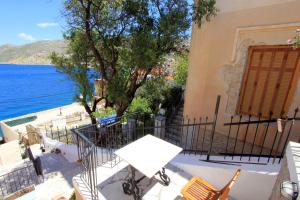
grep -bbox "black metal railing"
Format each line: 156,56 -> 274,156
44,126 -> 74,144
72,127 -> 99,200
71,95 -> 300,198
220,108 -> 300,164
0,162 -> 40,198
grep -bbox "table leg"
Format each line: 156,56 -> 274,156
122,166 -> 145,200
156,168 -> 170,186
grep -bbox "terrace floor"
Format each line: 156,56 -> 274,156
73,160 -> 191,200
73,152 -> 282,200
17,144 -> 81,200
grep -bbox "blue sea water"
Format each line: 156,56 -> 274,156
0,64 -> 77,121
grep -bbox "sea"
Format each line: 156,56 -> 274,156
0,64 -> 77,121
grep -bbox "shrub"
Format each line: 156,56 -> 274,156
92,107 -> 116,118
69,191 -> 76,200
173,52 -> 189,86
161,86 -> 184,118
128,97 -> 152,114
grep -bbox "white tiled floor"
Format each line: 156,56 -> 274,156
18,146 -> 82,200
73,160 -> 191,200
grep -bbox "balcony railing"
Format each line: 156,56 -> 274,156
0,162 -> 41,198
71,96 -> 300,199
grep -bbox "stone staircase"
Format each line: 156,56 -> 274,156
165,105 -> 184,144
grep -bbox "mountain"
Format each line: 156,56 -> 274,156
0,40 -> 68,65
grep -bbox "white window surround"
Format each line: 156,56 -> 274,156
286,141 -> 300,200
216,0 -> 296,14
231,22 -> 300,62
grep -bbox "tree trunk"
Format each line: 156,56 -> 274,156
90,117 -> 97,125
116,104 -> 128,117
81,101 -> 97,125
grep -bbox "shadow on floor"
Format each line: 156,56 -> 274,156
98,163 -> 192,200
39,152 -> 81,187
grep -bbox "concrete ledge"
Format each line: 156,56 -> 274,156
286,142 -> 300,200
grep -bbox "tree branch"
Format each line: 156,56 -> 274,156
80,0 -> 107,79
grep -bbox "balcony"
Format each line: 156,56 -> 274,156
70,107 -> 299,200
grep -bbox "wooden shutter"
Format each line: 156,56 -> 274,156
237,45 -> 300,118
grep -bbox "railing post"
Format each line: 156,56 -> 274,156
65,126 -> 69,144
207,95 -> 221,161
154,115 -> 166,139
127,118 -> 136,142
279,108 -> 299,163
57,126 -> 60,141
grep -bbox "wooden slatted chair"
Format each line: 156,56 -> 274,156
181,169 -> 241,200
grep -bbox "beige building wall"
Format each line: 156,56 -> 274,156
0,122 -> 19,142
0,140 -> 22,166
184,0 -> 300,144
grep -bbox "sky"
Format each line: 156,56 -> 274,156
0,0 -> 194,46
0,0 -> 66,46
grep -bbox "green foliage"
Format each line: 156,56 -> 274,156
54,0 -> 217,117
69,192 -> 76,200
92,107 -> 116,118
128,97 -> 152,114
50,31 -> 95,104
295,35 -> 300,48
193,0 -> 218,27
294,31 -> 300,49
136,77 -> 168,113
161,86 -> 184,117
173,53 -> 189,86
135,51 -> 188,114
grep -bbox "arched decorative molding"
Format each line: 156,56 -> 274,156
231,22 -> 300,62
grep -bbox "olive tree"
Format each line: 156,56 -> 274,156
51,0 -> 217,123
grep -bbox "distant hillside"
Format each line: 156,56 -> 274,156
0,40 -> 68,65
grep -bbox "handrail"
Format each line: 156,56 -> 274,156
224,117 -> 300,126
71,128 -> 98,200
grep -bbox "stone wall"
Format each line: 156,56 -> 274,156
0,122 -> 19,142
25,125 -> 41,145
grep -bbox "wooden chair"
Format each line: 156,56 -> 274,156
181,169 -> 241,200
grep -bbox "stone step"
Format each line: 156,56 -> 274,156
167,125 -> 182,131
171,118 -> 183,125
166,128 -> 181,136
173,115 -> 183,120
166,130 -> 181,136
165,132 -> 181,143
174,116 -> 183,121
177,111 -> 183,116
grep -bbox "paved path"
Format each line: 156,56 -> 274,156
18,146 -> 81,200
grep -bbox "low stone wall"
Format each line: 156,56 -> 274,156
0,122 -> 19,142
24,125 -> 42,145
0,140 -> 22,166
4,185 -> 35,200
172,154 -> 279,200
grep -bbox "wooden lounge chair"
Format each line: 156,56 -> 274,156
181,169 -> 241,200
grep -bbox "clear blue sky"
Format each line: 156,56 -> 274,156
0,0 -> 66,45
0,0 -> 194,46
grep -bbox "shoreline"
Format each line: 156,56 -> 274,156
2,102 -> 87,133
2,102 -> 82,123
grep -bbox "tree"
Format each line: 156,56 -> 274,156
51,31 -> 102,124
288,29 -> 300,49
51,0 -> 217,123
173,52 -> 189,86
